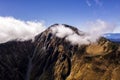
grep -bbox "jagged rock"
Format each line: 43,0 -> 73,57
0,24 -> 120,80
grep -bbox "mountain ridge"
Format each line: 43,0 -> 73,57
103,33 -> 120,43
0,24 -> 120,80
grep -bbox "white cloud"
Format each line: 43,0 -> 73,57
50,20 -> 116,46
0,16 -> 46,43
50,24 -> 74,38
113,26 -> 120,33
94,0 -> 102,6
86,19 -> 115,33
0,16 -> 117,46
86,0 -> 92,7
86,0 -> 103,7
50,24 -> 90,46
85,19 -> 116,42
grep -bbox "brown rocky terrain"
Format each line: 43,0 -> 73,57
0,24 -> 120,80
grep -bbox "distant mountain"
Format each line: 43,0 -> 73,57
0,24 -> 120,80
103,33 -> 120,42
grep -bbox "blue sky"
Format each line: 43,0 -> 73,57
0,0 -> 120,29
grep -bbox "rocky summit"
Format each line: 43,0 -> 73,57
0,24 -> 120,80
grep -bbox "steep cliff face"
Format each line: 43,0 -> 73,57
0,24 -> 120,80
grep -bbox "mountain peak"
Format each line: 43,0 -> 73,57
48,24 -> 84,35
0,24 -> 120,80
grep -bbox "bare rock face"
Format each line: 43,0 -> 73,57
0,24 -> 120,80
